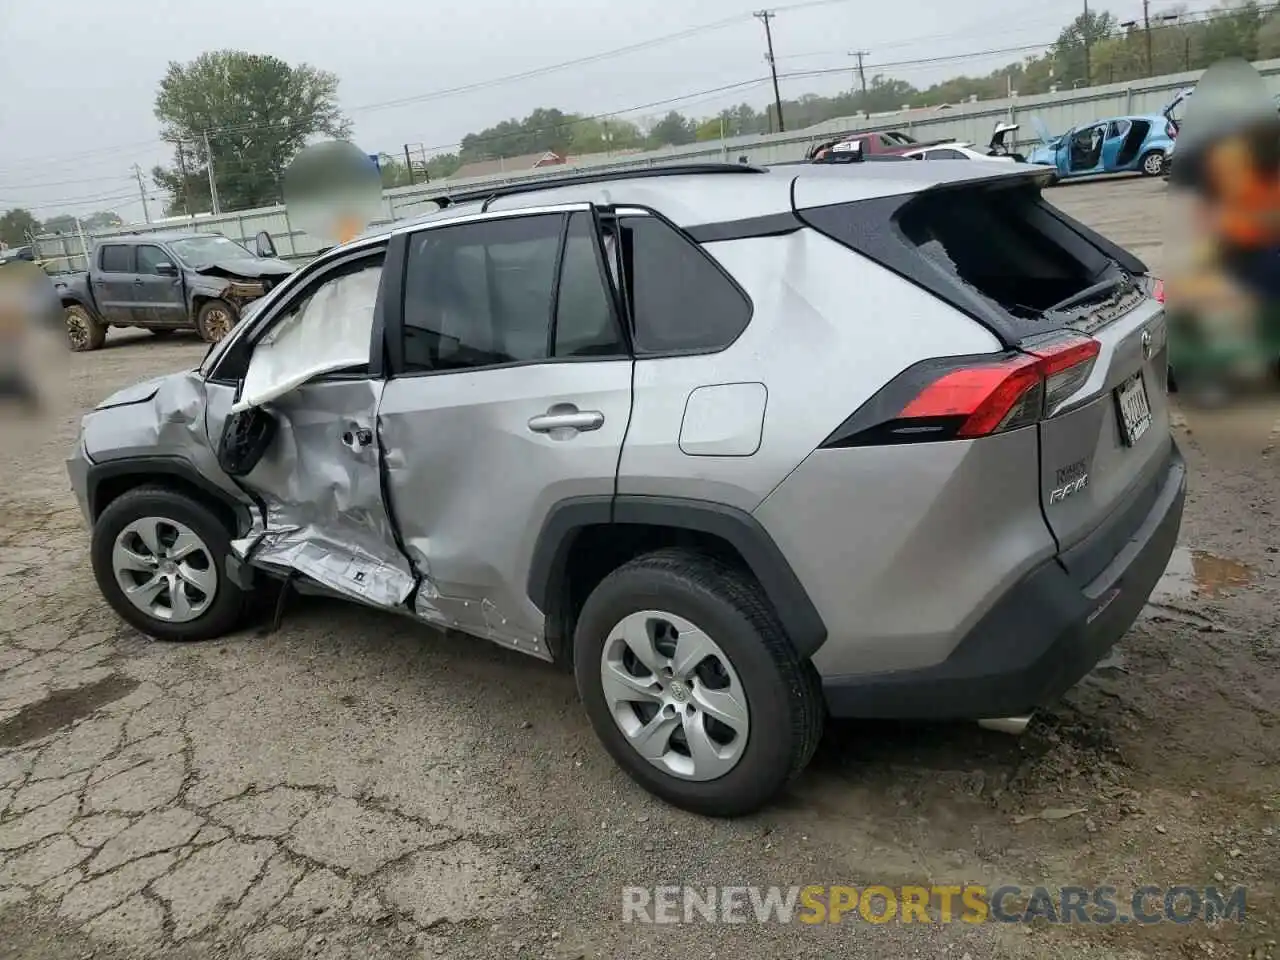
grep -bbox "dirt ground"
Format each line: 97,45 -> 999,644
0,176 -> 1277,960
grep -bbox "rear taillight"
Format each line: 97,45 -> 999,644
822,333 -> 1101,448
1167,121 -> 1178,139
1152,277 -> 1166,303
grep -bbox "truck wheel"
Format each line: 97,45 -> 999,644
196,299 -> 237,343
65,304 -> 107,352
573,548 -> 825,817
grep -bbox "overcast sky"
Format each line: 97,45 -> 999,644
0,0 -> 1133,224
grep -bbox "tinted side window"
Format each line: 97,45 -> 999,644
554,212 -> 626,358
927,148 -> 967,160
616,216 -> 751,354
136,245 -> 172,275
402,214 -> 561,372
99,245 -> 132,272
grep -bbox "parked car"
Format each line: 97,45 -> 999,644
805,129 -> 952,161
1028,113 -> 1176,181
54,231 -> 292,351
68,162 -> 1183,817
900,141 -> 1016,163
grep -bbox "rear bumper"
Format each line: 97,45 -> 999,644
822,442 -> 1186,720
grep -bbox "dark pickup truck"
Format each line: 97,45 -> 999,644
55,231 -> 293,351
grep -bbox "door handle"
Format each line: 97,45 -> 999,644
528,409 -> 605,435
133,278 -> 145,285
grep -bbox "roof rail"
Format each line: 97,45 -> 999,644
430,162 -> 768,209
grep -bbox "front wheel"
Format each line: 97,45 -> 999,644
65,304 -> 106,352
195,299 -> 237,344
573,549 -> 824,817
90,486 -> 248,642
1140,150 -> 1166,177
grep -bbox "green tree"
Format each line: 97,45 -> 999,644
647,111 -> 696,147
151,50 -> 350,215
0,209 -> 39,246
1052,9 -> 1118,85
41,214 -> 79,235
82,210 -> 123,230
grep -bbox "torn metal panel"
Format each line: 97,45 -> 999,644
229,378 -> 416,608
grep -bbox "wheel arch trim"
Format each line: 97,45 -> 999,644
527,494 -> 828,658
86,456 -> 252,532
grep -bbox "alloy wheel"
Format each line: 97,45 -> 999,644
599,610 -> 750,781
111,516 -> 217,623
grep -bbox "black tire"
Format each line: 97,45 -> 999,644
91,486 -> 248,642
65,304 -> 106,352
1139,150 -> 1165,177
195,299 -> 237,344
573,548 -> 824,817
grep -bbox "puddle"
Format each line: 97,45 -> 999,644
1148,546 -> 1254,605
0,674 -> 138,748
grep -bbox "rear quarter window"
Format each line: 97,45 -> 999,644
616,216 -> 752,355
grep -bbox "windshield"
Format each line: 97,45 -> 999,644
169,235 -> 254,268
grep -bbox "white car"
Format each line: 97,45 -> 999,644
901,141 -> 1016,163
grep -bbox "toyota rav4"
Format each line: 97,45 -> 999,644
68,162 -> 1184,817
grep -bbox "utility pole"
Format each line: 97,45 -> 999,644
131,164 -> 151,223
755,10 -> 785,134
1143,0 -> 1154,77
202,130 -> 221,215
403,144 -> 416,185
1083,0 -> 1092,87
850,50 -> 869,117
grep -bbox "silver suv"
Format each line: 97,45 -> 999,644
68,163 -> 1184,817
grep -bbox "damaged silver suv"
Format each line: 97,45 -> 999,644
69,163 -> 1185,817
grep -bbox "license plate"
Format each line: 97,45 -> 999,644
1115,372 -> 1152,446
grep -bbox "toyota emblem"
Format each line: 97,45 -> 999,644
1141,329 -> 1153,361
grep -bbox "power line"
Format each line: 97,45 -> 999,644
1,0 -> 867,176
0,4 -> 1236,201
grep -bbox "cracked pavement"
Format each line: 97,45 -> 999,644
1,179 -> 1277,959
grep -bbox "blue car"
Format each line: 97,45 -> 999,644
1028,112 -> 1177,182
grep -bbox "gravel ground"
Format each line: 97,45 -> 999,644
0,176 -> 1277,960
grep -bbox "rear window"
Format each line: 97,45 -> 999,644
798,180 -> 1146,342
897,185 -> 1101,317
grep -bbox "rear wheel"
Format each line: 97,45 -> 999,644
573,549 -> 824,817
91,486 -> 248,642
1140,150 -> 1166,177
196,299 -> 237,343
64,304 -> 106,352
